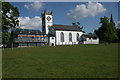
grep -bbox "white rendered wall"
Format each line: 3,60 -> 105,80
83,38 -> 99,44
55,30 -> 83,45
44,15 -> 53,34
49,37 -> 55,46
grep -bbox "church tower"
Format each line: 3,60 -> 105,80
110,14 -> 114,23
41,10 -> 53,34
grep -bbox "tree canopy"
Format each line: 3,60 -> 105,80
95,16 -> 117,43
2,2 -> 19,44
2,2 -> 19,32
72,22 -> 85,33
116,28 -> 120,42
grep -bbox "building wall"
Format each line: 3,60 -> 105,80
49,37 -> 55,46
44,15 -> 53,34
55,30 -> 83,45
16,42 -> 47,47
83,38 -> 99,44
12,34 -> 49,47
14,34 -> 48,43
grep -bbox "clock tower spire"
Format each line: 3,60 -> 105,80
41,10 -> 53,34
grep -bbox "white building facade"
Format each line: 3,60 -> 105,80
10,10 -> 99,48
55,30 -> 82,45
83,38 -> 99,44
41,10 -> 99,46
80,34 -> 99,44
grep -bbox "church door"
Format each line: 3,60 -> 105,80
51,43 -> 54,46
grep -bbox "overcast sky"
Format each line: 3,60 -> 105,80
10,2 -> 119,33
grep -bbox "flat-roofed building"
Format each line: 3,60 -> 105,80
10,28 -> 49,47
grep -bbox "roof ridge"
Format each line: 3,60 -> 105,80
53,24 -> 77,27
52,24 -> 82,31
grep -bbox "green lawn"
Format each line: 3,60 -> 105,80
2,44 -> 118,78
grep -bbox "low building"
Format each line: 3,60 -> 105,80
80,34 -> 99,44
10,28 -> 49,47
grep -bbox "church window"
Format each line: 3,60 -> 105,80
76,33 -> 79,41
61,32 -> 64,42
52,37 -> 54,39
69,33 -> 72,42
89,37 -> 91,39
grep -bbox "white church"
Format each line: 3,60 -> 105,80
42,10 -> 99,46
11,10 -> 99,47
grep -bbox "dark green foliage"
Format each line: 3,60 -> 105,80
3,44 -> 118,78
116,28 -> 120,42
95,16 -> 117,43
2,2 -> 19,44
2,32 -> 11,44
0,19 -> 1,28
2,2 -> 19,31
0,2 -> 2,28
72,22 -> 85,33
88,33 -> 92,34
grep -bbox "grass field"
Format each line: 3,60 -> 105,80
2,44 -> 118,78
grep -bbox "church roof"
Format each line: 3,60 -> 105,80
82,34 -> 98,38
47,34 -> 55,37
12,28 -> 44,35
52,24 -> 82,31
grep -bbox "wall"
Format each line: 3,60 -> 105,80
83,38 -> 99,44
55,30 -> 83,45
45,15 -> 53,34
49,37 -> 56,46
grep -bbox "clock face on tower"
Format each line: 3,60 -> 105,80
47,16 -> 51,21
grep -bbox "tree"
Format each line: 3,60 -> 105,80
116,28 -> 120,42
2,2 -> 19,31
0,12 -> 2,28
2,2 -> 19,44
72,22 -> 85,33
2,32 -> 11,44
95,16 -> 117,43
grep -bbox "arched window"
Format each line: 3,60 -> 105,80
76,33 -> 79,41
69,33 -> 72,42
61,32 -> 64,42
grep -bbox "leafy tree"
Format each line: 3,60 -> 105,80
0,13 -> 2,28
2,2 -> 19,31
95,16 -> 117,43
72,22 -> 85,33
116,28 -> 120,42
88,33 -> 92,34
2,2 -> 19,44
2,32 -> 11,44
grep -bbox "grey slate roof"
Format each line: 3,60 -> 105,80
52,24 -> 82,31
12,28 -> 44,35
47,34 -> 55,37
82,34 -> 98,38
